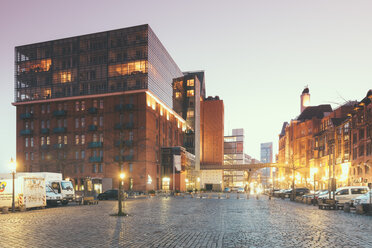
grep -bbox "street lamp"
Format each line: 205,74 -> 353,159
118,172 -> 125,216
310,167 -> 318,206
9,158 -> 16,213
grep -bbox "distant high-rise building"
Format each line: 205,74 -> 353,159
260,142 -> 273,186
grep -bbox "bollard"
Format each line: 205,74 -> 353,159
218,194 -> 221,199
226,194 -> 230,199
191,193 -> 194,198
356,204 -> 364,215
1,207 -> 9,214
237,194 -> 240,199
246,194 -> 249,199
200,194 -> 203,199
19,206 -> 26,212
344,203 -> 351,213
208,194 -> 212,199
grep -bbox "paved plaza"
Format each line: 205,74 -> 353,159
1,194 -> 372,248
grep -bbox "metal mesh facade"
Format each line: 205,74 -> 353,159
15,24 -> 182,107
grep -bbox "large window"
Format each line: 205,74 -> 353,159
187,90 -> 194,97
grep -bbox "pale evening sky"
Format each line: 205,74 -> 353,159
0,0 -> 371,172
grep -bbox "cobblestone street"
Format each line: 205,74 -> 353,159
1,195 -> 372,248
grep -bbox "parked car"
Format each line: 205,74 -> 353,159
283,188 -> 310,198
223,187 -> 231,193
98,189 -> 118,200
352,190 -> 372,206
318,186 -> 369,205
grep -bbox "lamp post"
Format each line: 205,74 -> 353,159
118,173 -> 125,216
9,158 -> 16,213
311,167 -> 318,206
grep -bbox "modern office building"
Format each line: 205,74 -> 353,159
14,24 -> 189,191
172,71 -> 206,171
223,128 -> 246,187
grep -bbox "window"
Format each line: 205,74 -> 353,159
187,90 -> 194,97
25,137 -> 29,147
175,92 -> 181,98
41,105 -> 45,114
58,136 -> 62,144
75,151 -> 79,159
129,163 -> 133,173
46,120 -> 50,128
25,152 -> 28,161
58,119 -> 62,128
81,117 -> 85,128
30,152 -> 34,161
353,133 -> 357,144
187,79 -> 194,86
46,136 -> 50,145
25,121 -> 29,129
359,128 -> 365,140
129,131 -> 133,141
93,117 -> 98,126
99,133 -> 104,143
99,100 -> 104,109
99,164 -> 103,173
41,120 -> 45,129
64,135 -> 68,145
75,135 -> 79,145
63,119 -> 67,127
336,189 -> 348,195
187,110 -> 194,118
92,164 -> 97,173
81,135 -> 85,144
47,104 -> 50,113
41,137 -> 45,146
75,101 -> 80,111
81,101 -> 85,111
30,137 -> 34,147
351,188 -> 368,194
99,116 -> 103,126
41,152 -> 44,161
80,165 -> 84,173
75,118 -> 79,128
359,145 -> 365,157
353,147 -> 358,160
93,134 -> 97,142
30,121 -> 34,130
81,150 -> 85,159
93,100 -> 98,108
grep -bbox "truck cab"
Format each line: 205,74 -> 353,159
46,185 -> 62,206
50,180 -> 75,205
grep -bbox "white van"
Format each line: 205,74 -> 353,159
334,186 -> 369,205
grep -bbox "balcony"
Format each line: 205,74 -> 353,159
125,122 -> 134,129
53,127 -> 66,133
53,144 -> 65,149
88,142 -> 103,148
20,129 -> 33,136
88,125 -> 97,131
89,156 -> 103,163
53,110 -> 67,116
115,104 -> 134,111
20,113 -> 33,120
114,140 -> 133,147
41,128 -> 49,134
88,107 -> 97,114
114,123 -> 124,130
115,104 -> 124,111
114,155 -> 133,162
41,144 -> 49,150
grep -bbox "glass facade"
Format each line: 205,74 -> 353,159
15,24 -> 182,107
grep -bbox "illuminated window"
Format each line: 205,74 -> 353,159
187,90 -> 194,97
41,137 -> 45,146
58,136 -> 62,144
60,72 -> 72,83
175,92 -> 181,98
46,136 -> 50,145
75,135 -> 79,145
43,89 -> 51,99
187,110 -> 194,118
187,79 -> 194,86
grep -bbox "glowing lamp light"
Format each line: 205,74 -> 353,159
185,179 -> 189,183
197,177 -> 200,182
9,158 -> 16,172
120,173 -> 125,180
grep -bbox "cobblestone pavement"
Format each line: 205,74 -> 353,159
1,194 -> 372,248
